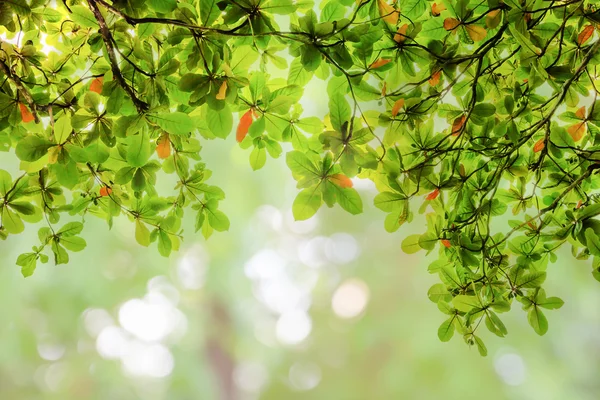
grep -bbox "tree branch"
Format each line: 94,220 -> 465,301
0,58 -> 40,123
86,0 -> 149,113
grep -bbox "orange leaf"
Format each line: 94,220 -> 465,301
575,106 -> 586,120
156,133 -> 171,159
431,3 -> 446,16
533,138 -> 545,153
236,109 -> 254,143
567,122 -> 586,142
393,24 -> 409,43
429,70 -> 441,86
391,98 -> 404,117
577,25 -> 594,46
369,58 -> 392,69
99,186 -> 112,197
576,200 -> 583,209
90,77 -> 103,94
330,173 -> 353,188
440,239 -> 451,248
19,103 -> 34,123
378,0 -> 399,25
451,115 -> 466,136
216,81 -> 227,100
381,82 -> 387,97
466,25 -> 487,41
426,188 -> 440,201
444,18 -> 460,31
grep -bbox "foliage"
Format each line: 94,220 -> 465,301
1,0 -> 600,353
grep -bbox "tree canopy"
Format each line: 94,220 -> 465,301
1,0 -> 600,354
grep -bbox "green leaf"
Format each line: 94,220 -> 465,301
70,5 -> 97,28
292,188 -> 322,220
135,220 -> 151,247
473,335 -> 487,356
403,0 -> 426,19
54,114 -> 72,144
538,297 -> 564,310
328,93 -> 350,133
127,133 -> 151,168
528,307 -> 548,335
15,136 -> 53,162
427,283 -> 451,303
147,0 -> 177,13
207,209 -> 230,232
60,236 -> 86,252
150,112 -> 194,135
2,207 -> 24,234
585,229 -> 600,256
438,318 -> 455,342
452,295 -> 479,312
334,187 -> 363,215
206,107 -> 233,139
401,234 -> 421,254
57,222 -> 84,237
17,252 -> 37,277
157,230 -> 172,257
250,146 -> 267,170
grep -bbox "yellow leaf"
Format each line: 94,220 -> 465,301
216,81 -> 227,100
466,25 -> 487,41
378,0 -> 399,25
431,3 -> 446,17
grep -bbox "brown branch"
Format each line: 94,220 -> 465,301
0,58 -> 40,123
86,0 -> 149,113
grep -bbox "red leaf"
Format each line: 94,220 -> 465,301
19,103 -> 34,123
426,188 -> 440,201
329,173 -> 353,188
99,186 -> 112,197
577,25 -> 594,46
90,77 -> 103,94
156,133 -> 171,159
451,115 -> 466,136
533,138 -> 545,153
236,109 -> 253,143
369,58 -> 392,69
441,239 -> 451,248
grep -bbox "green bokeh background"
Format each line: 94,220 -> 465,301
1,132 -> 599,400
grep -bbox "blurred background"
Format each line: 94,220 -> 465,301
0,69 -> 599,399
1,132 -> 600,400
